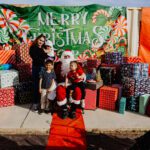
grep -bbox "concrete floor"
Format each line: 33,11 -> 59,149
0,104 -> 150,134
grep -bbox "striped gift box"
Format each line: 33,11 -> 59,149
123,56 -> 143,63
0,50 -> 16,65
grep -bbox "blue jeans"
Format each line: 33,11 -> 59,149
32,65 -> 44,105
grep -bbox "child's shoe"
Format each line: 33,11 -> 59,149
69,111 -> 76,119
38,109 -> 44,114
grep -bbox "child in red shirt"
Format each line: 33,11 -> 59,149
65,61 -> 86,118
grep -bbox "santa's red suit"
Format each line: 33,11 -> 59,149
54,50 -> 83,118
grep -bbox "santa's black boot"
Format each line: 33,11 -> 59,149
69,103 -> 77,119
61,104 -> 68,119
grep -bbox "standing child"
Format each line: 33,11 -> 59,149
65,61 -> 86,118
39,60 -> 56,114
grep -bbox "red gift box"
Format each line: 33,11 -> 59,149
85,89 -> 97,110
87,58 -> 100,68
99,86 -> 118,110
0,50 -> 16,65
0,87 -> 14,107
123,56 -> 143,63
14,43 -> 32,64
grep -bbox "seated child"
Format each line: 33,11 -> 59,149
65,61 -> 86,118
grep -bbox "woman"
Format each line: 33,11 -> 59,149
29,34 -> 49,111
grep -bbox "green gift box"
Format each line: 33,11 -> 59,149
139,94 -> 150,115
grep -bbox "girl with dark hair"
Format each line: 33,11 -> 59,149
29,34 -> 49,111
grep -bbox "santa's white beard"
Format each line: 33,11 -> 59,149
61,59 -> 72,76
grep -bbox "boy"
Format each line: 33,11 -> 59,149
39,60 -> 56,114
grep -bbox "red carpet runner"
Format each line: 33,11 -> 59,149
46,110 -> 87,150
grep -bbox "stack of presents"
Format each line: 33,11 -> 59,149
0,44 -> 33,107
0,45 -> 150,117
83,52 -> 150,117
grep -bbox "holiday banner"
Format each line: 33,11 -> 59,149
0,4 -> 127,59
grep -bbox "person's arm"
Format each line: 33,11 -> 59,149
39,78 -> 42,93
65,77 -> 69,87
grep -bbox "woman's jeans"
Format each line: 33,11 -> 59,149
32,65 -> 44,105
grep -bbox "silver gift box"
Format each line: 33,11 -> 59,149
0,69 -> 19,88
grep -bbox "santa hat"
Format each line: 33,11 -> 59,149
62,49 -> 73,56
61,49 -> 75,60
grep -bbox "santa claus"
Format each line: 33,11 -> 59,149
55,50 -> 85,119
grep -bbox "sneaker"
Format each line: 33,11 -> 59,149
44,109 -> 50,114
69,111 -> 76,119
61,111 -> 68,119
32,104 -> 38,112
38,109 -> 44,114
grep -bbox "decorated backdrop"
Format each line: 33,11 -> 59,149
0,4 -> 127,59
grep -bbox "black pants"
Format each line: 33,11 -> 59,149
32,65 -> 44,104
67,82 -> 86,100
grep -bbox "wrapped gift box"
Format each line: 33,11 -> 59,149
141,63 -> 149,78
121,63 -> 149,78
119,97 -> 126,114
86,81 -> 103,90
126,96 -> 139,112
134,77 -> 150,97
122,77 -> 150,97
121,63 -> 141,78
14,43 -> 32,64
14,63 -> 32,82
0,50 -> 16,65
100,63 -> 121,83
0,69 -> 19,88
85,88 -> 97,110
98,86 -> 118,110
0,87 -> 14,107
139,94 -> 150,115
123,56 -> 143,63
99,67 -> 117,85
87,58 -> 100,68
14,81 -> 33,104
105,52 -> 123,64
